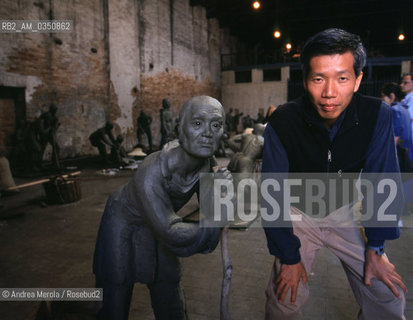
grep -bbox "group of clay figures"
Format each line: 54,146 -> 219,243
225,107 -> 268,134
88,97 -> 269,171
92,95 -> 271,320
10,104 -> 60,173
89,98 -> 177,166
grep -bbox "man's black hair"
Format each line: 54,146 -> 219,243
402,72 -> 413,80
381,82 -> 405,102
300,28 -> 366,78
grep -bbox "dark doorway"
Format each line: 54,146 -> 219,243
0,86 -> 26,156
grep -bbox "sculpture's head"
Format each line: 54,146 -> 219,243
178,96 -> 225,158
252,123 -> 266,137
105,121 -> 114,131
116,135 -> 123,144
49,104 -> 57,114
162,98 -> 170,109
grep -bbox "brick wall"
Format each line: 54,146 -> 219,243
0,0 -> 109,158
0,0 -> 238,158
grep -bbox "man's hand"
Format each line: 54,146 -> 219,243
275,261 -> 307,304
364,249 -> 407,298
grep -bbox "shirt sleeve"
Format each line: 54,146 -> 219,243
391,107 -> 403,138
362,102 -> 402,247
261,123 -> 302,264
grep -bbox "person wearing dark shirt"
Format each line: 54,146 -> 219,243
380,82 -> 413,164
262,28 -> 406,319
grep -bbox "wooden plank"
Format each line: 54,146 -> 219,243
5,171 -> 81,191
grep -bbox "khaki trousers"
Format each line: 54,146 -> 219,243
265,205 -> 406,320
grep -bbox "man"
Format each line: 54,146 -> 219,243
262,28 -> 407,319
400,72 -> 413,138
89,122 -> 117,164
93,96 -> 228,319
380,82 -> 413,163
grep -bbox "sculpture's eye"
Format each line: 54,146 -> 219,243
211,121 -> 222,130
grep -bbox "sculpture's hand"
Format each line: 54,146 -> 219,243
213,166 -> 233,182
210,166 -> 234,225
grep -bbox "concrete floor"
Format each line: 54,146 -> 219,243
0,158 -> 412,320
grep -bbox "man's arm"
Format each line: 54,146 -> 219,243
262,123 -> 306,303
362,102 -> 407,296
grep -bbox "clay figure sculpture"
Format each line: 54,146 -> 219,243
159,98 -> 175,148
89,122 -> 117,164
93,96 -> 230,320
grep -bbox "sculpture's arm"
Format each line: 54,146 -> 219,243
137,177 -> 221,257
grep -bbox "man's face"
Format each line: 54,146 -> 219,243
400,75 -> 413,95
304,52 -> 363,128
180,102 -> 224,158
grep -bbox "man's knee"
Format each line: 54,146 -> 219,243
364,280 -> 406,319
265,279 -> 309,319
354,279 -> 406,320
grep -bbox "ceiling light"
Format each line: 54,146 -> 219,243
252,1 -> 260,10
273,30 -> 281,38
286,43 -> 292,50
398,33 -> 405,41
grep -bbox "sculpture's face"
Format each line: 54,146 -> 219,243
180,100 -> 224,158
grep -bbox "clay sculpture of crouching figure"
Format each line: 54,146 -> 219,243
93,96 -> 229,319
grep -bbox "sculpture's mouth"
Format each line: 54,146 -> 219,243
200,143 -> 213,149
198,138 -> 213,148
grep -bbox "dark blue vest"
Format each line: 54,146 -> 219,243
268,93 -> 382,212
269,93 -> 381,174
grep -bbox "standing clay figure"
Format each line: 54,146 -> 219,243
242,114 -> 254,130
93,96 -> 229,320
225,108 -> 234,132
159,98 -> 174,149
255,108 -> 265,124
232,109 -> 244,134
39,104 -> 60,168
89,122 -> 117,164
25,117 -> 44,172
137,110 -> 153,153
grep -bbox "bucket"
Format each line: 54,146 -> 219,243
43,176 -> 82,204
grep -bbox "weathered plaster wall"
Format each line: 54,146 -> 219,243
0,0 -> 237,157
0,0 -> 109,157
221,67 -> 290,118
